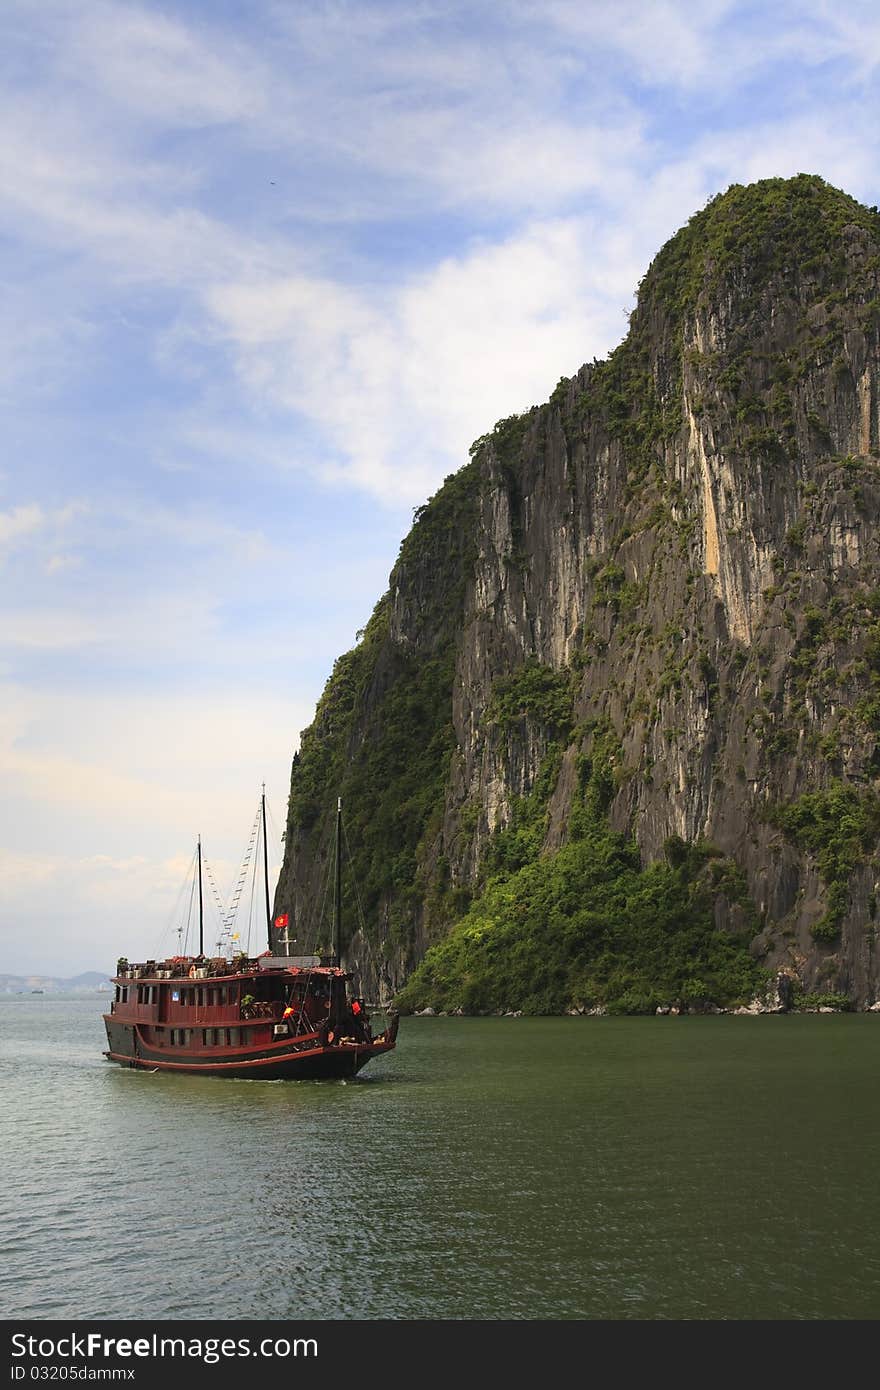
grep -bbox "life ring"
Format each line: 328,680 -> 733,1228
188,966 -> 197,979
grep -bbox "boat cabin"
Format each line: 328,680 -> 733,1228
108,954 -> 371,1056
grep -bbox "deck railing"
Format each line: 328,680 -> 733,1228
115,956 -> 262,980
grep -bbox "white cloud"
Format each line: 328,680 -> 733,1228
0,133 -> 255,286
0,845 -> 258,974
539,0 -> 737,88
0,505 -> 44,546
538,0 -> 880,93
61,1 -> 269,128
0,613 -> 107,650
204,216 -> 638,503
2,0 -> 876,519
0,681 -> 306,972
765,2 -> 880,82
0,497 -> 266,647
45,554 -> 80,576
316,103 -> 645,212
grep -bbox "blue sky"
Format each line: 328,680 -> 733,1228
2,0 -> 879,975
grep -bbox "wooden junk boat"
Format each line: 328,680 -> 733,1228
103,796 -> 399,1079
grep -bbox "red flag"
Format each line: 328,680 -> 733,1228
274,913 -> 289,930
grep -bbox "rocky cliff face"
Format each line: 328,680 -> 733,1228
275,175 -> 880,1010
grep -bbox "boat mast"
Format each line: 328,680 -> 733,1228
334,796 -> 342,967
262,783 -> 272,948
197,835 -> 204,957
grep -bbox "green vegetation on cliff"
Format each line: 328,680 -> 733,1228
580,174 -> 880,487
487,659 -> 574,737
289,597 -> 458,945
641,173 -> 880,325
769,782 -> 880,942
396,824 -> 763,1016
397,754 -> 765,1016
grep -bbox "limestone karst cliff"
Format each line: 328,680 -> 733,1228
274,174 -> 880,1012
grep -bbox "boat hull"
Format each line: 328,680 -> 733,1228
103,1018 -> 396,1080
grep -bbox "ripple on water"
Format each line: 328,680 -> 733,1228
2,1004 -> 880,1318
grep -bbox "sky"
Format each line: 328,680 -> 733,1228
2,0 -> 880,977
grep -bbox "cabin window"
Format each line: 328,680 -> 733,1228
204,1028 -> 214,1046
228,1028 -> 239,1047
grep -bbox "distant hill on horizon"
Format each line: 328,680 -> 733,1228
0,971 -> 111,993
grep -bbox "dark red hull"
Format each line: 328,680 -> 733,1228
103,1017 -> 397,1080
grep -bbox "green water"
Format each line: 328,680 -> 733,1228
1,1001 -> 878,1319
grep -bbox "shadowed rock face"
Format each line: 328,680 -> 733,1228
275,175 -> 880,1009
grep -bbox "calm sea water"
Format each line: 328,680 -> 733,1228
1,997 -> 878,1321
